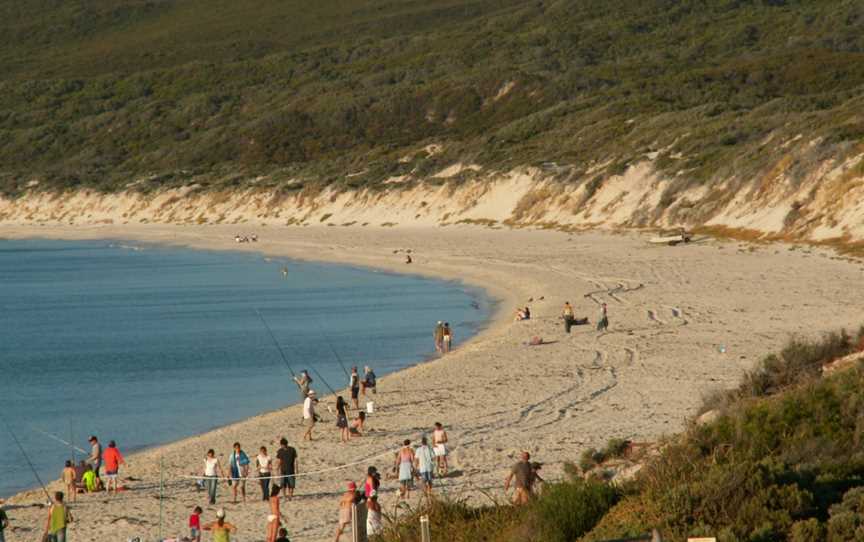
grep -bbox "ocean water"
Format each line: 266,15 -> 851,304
0,238 -> 491,497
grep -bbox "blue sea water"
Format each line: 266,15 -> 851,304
0,238 -> 491,496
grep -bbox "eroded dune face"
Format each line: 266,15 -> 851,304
4,150 -> 864,243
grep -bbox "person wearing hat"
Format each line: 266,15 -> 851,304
302,390 -> 317,441
334,481 -> 357,542
366,489 -> 383,536
203,509 -> 237,542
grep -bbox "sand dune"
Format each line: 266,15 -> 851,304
2,223 -> 862,542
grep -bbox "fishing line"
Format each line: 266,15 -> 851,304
314,318 -> 351,379
3,418 -> 52,502
33,427 -> 88,455
255,308 -> 297,378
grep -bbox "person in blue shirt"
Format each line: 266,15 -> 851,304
228,442 -> 251,504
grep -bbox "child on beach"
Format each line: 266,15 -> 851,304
62,461 -> 77,502
275,527 -> 291,542
189,506 -> 202,542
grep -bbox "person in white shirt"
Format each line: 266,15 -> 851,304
203,449 -> 226,505
415,437 -> 435,494
256,446 -> 273,502
303,390 -> 317,441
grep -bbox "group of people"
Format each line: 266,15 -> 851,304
561,301 -> 609,333
433,321 -> 453,353
233,233 -> 258,243
295,365 -> 377,442
57,436 -> 126,501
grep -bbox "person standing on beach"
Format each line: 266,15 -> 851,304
597,303 -> 609,333
43,491 -> 72,542
349,367 -> 361,410
334,481 -> 357,542
303,390 -> 317,441
62,461 -> 77,502
103,440 -> 125,495
504,451 -> 535,505
228,442 -> 250,503
266,483 -> 283,542
395,440 -> 416,500
88,435 -> 102,476
442,322 -> 453,353
294,370 -> 312,399
189,506 -> 203,542
203,449 -> 226,505
276,438 -> 298,500
432,423 -> 449,476
362,366 -> 376,396
366,490 -> 383,536
562,302 -> 575,333
434,321 -> 444,353
336,396 -> 350,443
415,436 -> 435,495
256,446 -> 273,502
202,509 -> 236,542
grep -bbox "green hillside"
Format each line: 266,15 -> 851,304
2,0 -> 863,196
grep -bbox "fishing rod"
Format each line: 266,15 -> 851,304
255,309 -> 339,397
3,418 -> 52,502
33,427 -> 88,455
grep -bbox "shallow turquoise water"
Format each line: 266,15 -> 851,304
0,238 -> 491,496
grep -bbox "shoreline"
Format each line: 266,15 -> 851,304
2,223 -> 863,542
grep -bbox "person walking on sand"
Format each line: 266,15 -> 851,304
562,301 -> 576,333
597,303 -> 609,333
266,483 -> 283,542
335,396 -> 350,443
294,370 -> 312,399
256,446 -> 273,502
334,481 -> 357,542
44,491 -> 72,542
203,509 -> 236,542
433,321 -> 444,353
103,440 -> 125,495
276,438 -> 298,501
349,367 -> 361,410
87,435 -> 102,477
415,436 -> 435,495
228,442 -> 250,503
62,461 -> 77,502
395,440 -> 416,500
442,322 -> 453,353
504,451 -> 535,505
432,422 -> 449,476
303,390 -> 318,441
203,449 -> 226,505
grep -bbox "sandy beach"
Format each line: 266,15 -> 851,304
2,223 -> 863,542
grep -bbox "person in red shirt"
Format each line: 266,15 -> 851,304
189,506 -> 203,542
102,440 -> 126,495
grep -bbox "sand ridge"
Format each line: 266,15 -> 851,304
2,224 -> 863,542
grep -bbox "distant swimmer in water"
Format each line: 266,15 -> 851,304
281,266 -> 289,278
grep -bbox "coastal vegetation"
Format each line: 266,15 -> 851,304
376,328 -> 864,541
2,0 -> 864,199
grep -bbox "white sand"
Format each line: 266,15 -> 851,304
2,224 -> 863,542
